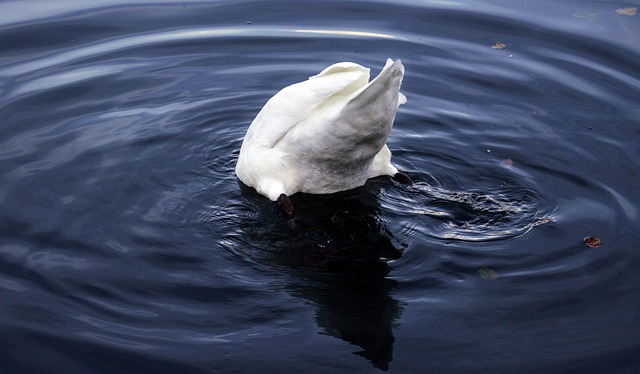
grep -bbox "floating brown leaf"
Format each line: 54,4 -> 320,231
500,158 -> 514,168
479,266 -> 499,281
491,41 -> 506,49
616,7 -> 637,16
583,236 -> 602,248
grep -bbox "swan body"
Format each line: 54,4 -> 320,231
236,58 -> 406,202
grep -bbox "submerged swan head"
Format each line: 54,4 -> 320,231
236,58 -> 407,204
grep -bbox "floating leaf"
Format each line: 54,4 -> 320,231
573,10 -> 599,21
616,7 -> 637,16
500,158 -> 514,168
491,41 -> 506,49
583,236 -> 602,248
479,266 -> 499,281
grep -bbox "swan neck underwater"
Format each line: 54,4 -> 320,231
235,58 -> 409,220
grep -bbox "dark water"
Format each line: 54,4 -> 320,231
1,1 -> 639,372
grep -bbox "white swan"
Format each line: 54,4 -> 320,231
236,58 -> 409,218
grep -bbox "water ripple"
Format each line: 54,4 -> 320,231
1,1 -> 639,372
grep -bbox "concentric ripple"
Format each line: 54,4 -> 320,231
1,1 -> 639,373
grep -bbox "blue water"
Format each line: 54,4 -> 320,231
1,1 -> 639,372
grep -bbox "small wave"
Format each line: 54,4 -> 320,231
386,182 -> 553,242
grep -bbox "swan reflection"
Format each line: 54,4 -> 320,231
239,179 -> 404,370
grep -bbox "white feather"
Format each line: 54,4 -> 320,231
236,58 -> 406,201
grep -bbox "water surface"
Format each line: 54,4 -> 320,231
1,1 -> 639,372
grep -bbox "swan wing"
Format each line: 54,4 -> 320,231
242,62 -> 371,149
